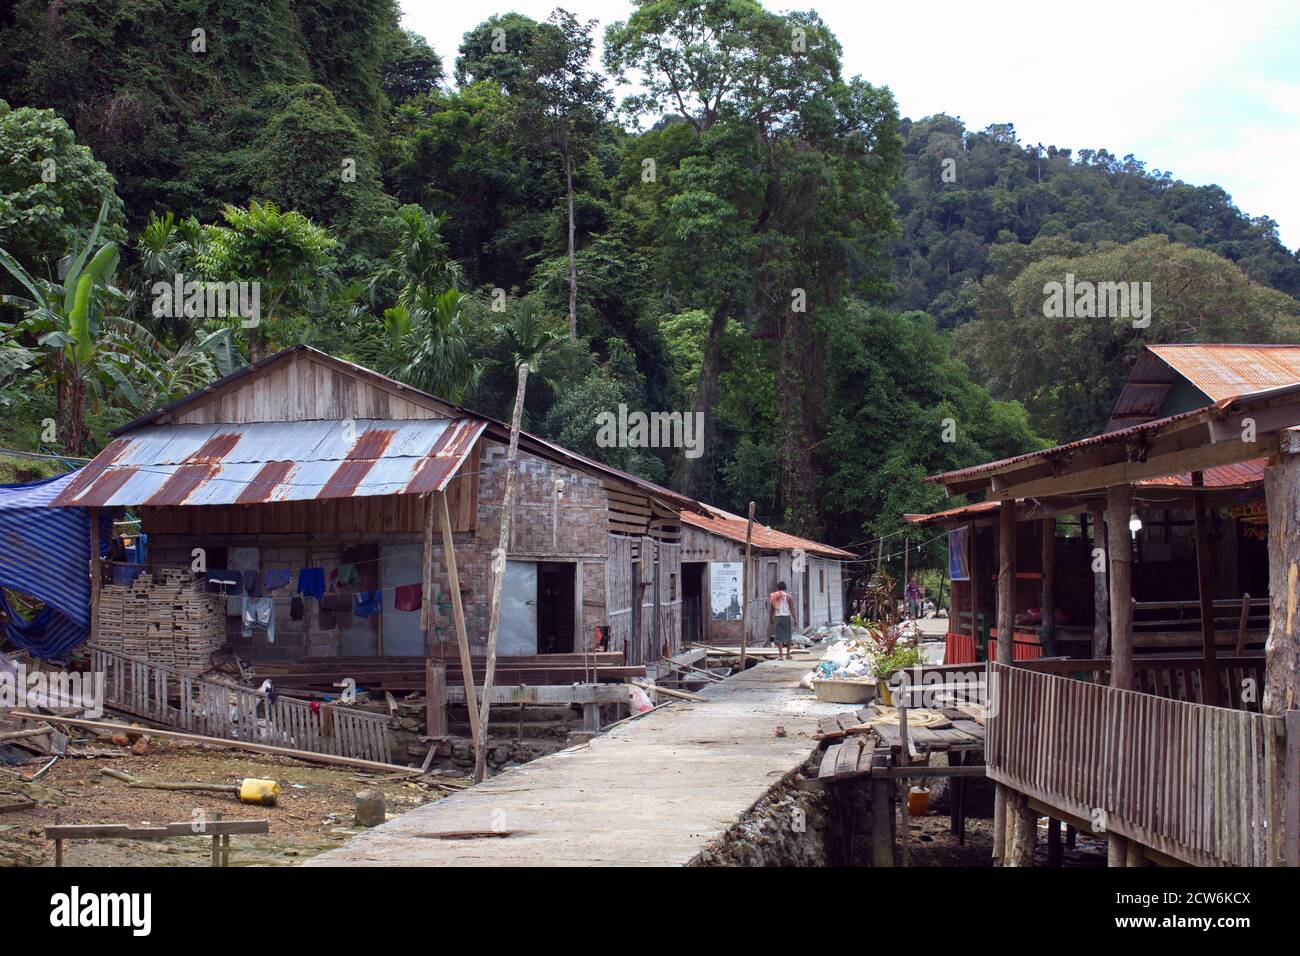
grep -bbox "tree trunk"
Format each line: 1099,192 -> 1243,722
474,362 -> 529,783
775,312 -> 820,538
1264,454 -> 1300,715
676,301 -> 730,500
565,145 -> 578,342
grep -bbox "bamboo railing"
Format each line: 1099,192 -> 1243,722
986,661 -> 1287,867
90,645 -> 392,764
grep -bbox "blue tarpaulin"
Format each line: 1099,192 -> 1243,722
0,470 -> 103,659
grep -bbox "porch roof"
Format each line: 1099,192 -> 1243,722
926,381 -> 1300,500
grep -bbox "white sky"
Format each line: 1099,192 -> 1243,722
399,0 -> 1300,251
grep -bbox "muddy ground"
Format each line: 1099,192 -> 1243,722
0,739 -> 468,867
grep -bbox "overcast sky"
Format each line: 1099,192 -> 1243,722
399,0 -> 1300,251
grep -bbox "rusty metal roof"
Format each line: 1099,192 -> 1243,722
1135,458 -> 1266,489
1150,344 -> 1300,401
680,505 -> 855,558
903,501 -> 1000,524
51,418 -> 486,508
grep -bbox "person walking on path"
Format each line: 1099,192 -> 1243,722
905,576 -> 921,620
768,581 -> 797,660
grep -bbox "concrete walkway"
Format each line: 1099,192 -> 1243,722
306,656 -> 850,866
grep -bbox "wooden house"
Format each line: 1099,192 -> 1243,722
679,505 -> 853,646
55,345 -> 698,678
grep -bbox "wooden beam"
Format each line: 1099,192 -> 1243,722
1089,503 -> 1109,658
8,712 -> 410,773
476,363 -> 528,783
1264,454 -> 1300,715
991,434 -> 1277,500
996,501 -> 1015,666
1191,473 -> 1221,707
740,501 -> 755,669
1041,517 -> 1056,657
1106,484 -> 1134,691
438,490 -> 481,748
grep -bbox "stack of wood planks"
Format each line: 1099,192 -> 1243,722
97,569 -> 225,673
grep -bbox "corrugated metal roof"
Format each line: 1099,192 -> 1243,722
1151,344 -> 1300,401
51,418 -> 486,508
680,505 -> 855,558
903,501 -> 1000,524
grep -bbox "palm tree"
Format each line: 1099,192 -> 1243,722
386,289 -> 479,403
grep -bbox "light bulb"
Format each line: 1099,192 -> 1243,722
1128,510 -> 1142,535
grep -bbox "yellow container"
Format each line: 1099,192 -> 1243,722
238,778 -> 281,806
907,786 -> 930,816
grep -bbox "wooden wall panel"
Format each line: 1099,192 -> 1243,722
168,352 -> 450,426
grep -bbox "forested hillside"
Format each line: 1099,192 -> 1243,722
2,0 -> 1297,560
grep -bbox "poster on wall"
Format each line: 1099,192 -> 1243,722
948,527 -> 970,581
710,562 -> 744,620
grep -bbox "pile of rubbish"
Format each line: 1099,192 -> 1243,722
799,620 -> 926,689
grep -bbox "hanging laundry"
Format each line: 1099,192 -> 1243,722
262,568 -> 292,592
394,583 -> 422,612
205,570 -> 242,594
290,596 -> 304,621
297,567 -> 325,601
241,596 -> 276,642
337,563 -> 360,586
134,532 -> 148,564
322,593 -> 351,611
243,570 -> 264,597
353,590 -> 381,618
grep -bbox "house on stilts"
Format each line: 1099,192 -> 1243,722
914,343 -> 1300,867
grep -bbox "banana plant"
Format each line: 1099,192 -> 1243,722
0,199 -> 232,452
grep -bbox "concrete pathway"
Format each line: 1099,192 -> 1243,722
306,656 -> 851,866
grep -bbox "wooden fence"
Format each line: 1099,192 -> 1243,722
1021,654 -> 1266,711
91,645 -> 392,764
987,661 -> 1287,866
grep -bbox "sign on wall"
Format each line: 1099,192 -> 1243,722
710,562 -> 744,621
948,527 -> 970,581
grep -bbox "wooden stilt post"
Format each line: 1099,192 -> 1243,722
1008,792 -> 1036,866
740,501 -> 755,669
1108,834 -> 1127,867
1191,473 -> 1221,706
993,783 -> 1007,864
475,363 -> 528,783
425,659 -> 446,740
1089,502 -> 1109,659
871,773 -> 894,867
1106,484 -> 1134,691
1040,516 -> 1055,657
1047,816 -> 1062,866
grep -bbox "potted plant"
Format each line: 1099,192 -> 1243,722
870,633 -> 924,706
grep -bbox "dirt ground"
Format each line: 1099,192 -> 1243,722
900,811 -> 1111,867
0,738 -> 468,867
